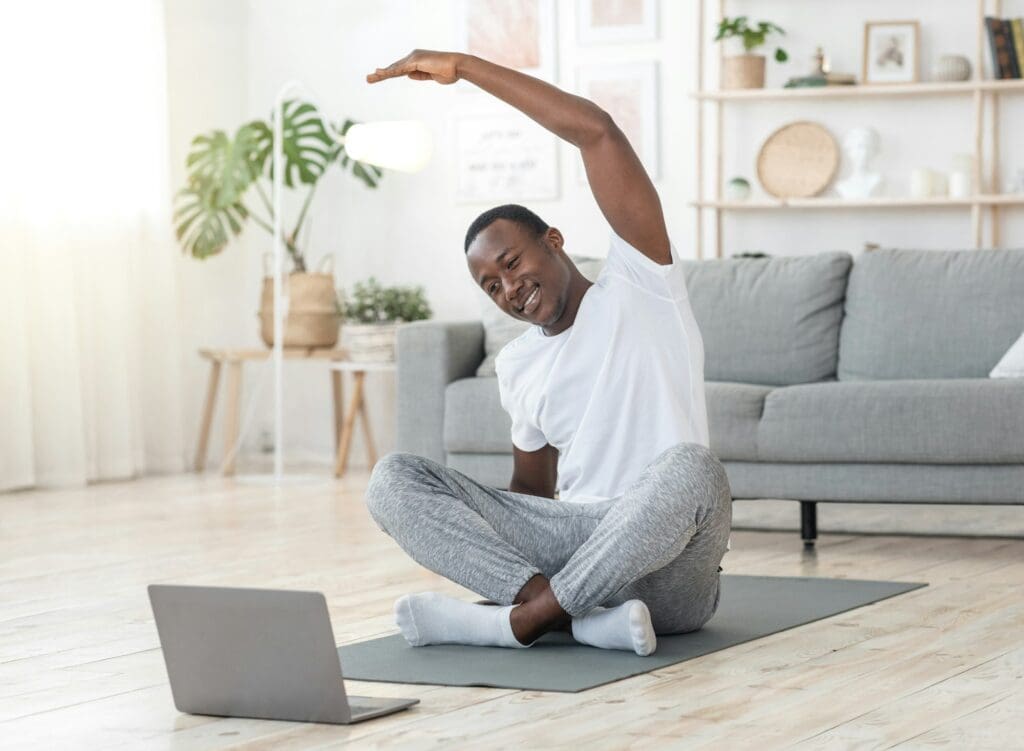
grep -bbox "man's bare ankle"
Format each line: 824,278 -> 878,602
509,585 -> 570,643
514,573 -> 551,604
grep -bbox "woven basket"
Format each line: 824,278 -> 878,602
721,55 -> 766,89
756,121 -> 839,198
258,271 -> 340,348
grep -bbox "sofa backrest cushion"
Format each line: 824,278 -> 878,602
838,248 -> 1024,380
681,252 -> 852,385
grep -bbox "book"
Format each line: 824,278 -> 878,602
986,16 -> 1014,78
1003,19 -> 1021,78
783,73 -> 856,89
826,72 -> 857,85
1012,19 -> 1024,78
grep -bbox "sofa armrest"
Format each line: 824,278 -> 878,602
396,320 -> 485,464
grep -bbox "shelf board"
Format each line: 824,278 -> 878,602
692,79 -> 1024,101
691,194 -> 1024,210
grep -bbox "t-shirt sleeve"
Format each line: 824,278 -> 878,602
496,360 -> 548,452
601,231 -> 689,301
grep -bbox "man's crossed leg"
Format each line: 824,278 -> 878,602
364,442 -> 732,656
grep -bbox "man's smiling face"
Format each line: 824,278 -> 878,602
466,218 -> 571,329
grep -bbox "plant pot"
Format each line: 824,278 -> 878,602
344,322 -> 398,362
722,54 -> 766,89
258,272 -> 340,348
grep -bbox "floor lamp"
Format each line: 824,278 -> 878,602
249,80 -> 431,486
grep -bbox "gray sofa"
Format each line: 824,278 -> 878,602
396,248 -> 1024,545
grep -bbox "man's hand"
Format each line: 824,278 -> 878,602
367,49 -> 464,85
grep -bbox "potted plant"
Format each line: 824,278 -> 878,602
338,278 -> 432,362
174,100 -> 383,348
714,16 -> 788,90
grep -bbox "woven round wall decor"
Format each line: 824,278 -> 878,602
756,121 -> 839,198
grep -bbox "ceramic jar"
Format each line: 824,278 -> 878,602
932,55 -> 972,82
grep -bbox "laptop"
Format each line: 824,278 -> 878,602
148,584 -> 419,724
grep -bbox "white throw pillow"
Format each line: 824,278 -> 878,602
990,331 -> 1024,378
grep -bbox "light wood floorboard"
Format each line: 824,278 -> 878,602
1,473 -> 1021,749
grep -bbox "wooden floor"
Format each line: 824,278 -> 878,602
2,472 -> 1022,750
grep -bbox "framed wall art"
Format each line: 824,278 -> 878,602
576,61 -> 660,179
455,114 -> 560,203
577,0 -> 658,44
457,0 -> 558,83
862,20 -> 920,84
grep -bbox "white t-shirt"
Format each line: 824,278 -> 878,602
495,231 -> 708,504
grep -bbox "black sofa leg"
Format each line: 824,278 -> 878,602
800,501 -> 817,549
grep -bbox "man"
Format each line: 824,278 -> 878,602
364,50 -> 731,656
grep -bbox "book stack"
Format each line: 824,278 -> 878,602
783,72 -> 857,89
986,16 -> 1024,78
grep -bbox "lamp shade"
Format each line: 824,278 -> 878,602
344,120 -> 432,173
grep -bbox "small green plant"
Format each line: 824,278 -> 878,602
339,278 -> 432,324
714,16 -> 788,62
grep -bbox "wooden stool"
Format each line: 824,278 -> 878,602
194,347 -> 348,476
329,361 -> 396,477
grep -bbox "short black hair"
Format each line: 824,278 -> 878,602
464,204 -> 549,253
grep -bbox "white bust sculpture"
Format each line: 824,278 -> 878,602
836,127 -> 883,199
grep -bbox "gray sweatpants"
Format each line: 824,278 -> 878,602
364,442 -> 732,635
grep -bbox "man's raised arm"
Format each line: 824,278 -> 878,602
367,50 -> 671,265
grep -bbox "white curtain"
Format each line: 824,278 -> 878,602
0,1 -> 185,490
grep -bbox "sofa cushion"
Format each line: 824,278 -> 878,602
444,377 -> 511,453
444,376 -> 772,461
681,253 -> 851,386
757,379 -> 1024,464
705,382 -> 771,461
838,248 -> 1024,380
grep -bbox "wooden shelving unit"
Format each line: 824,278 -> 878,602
695,78 -> 1024,101
692,0 -> 1022,258
694,194 -> 1024,210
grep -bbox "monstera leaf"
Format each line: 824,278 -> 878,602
184,126 -> 262,207
251,100 -> 335,188
174,100 -> 384,263
174,176 -> 249,259
239,120 -> 272,182
332,119 -> 384,189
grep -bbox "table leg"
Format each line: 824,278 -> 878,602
331,369 -> 344,452
335,372 -> 363,478
357,377 -> 377,469
194,360 -> 222,472
221,361 -> 243,476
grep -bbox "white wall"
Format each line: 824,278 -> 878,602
166,0 -> 1023,470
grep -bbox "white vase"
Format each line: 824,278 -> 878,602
344,322 -> 398,362
949,171 -> 972,198
910,168 -> 934,198
932,55 -> 972,82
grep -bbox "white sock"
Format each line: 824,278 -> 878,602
571,600 -> 657,656
394,592 -> 530,649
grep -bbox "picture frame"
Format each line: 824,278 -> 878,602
457,0 -> 558,84
575,62 -> 660,180
577,0 -> 658,44
862,20 -> 920,84
454,114 -> 560,203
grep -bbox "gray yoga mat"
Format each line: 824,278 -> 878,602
338,575 -> 926,693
